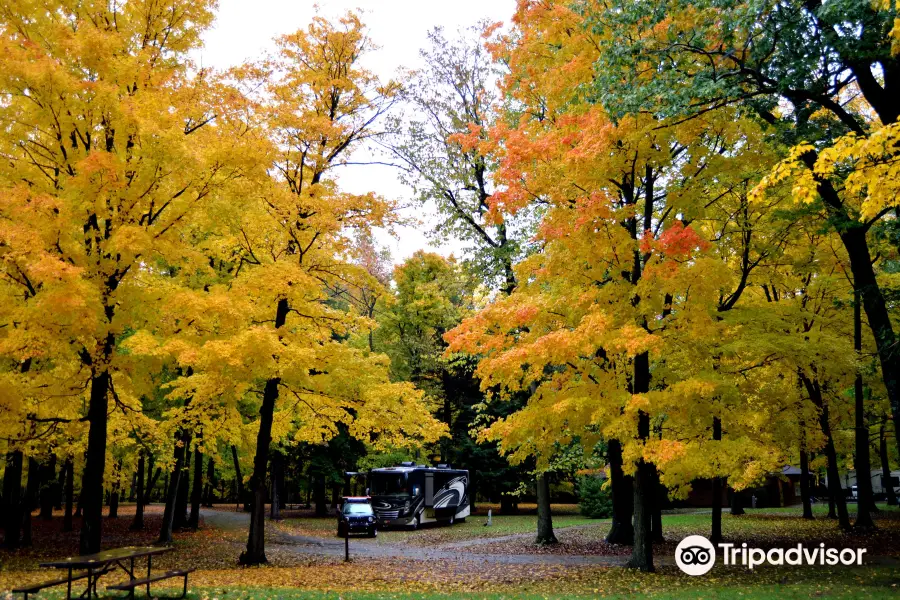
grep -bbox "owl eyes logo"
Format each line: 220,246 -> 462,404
680,546 -> 711,565
676,535 -> 716,576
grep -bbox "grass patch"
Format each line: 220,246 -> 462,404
657,503 -> 900,553
373,514 -> 596,545
275,513 -> 597,545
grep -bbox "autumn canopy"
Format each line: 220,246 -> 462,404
1,0 -> 899,577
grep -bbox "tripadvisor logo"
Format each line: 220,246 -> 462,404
675,535 -> 867,576
675,535 -> 716,575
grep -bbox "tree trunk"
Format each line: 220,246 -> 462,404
53,458 -> 68,510
823,417 -> 851,530
174,445 -> 192,530
21,457 -> 40,547
143,453 -> 158,504
63,458 -> 74,532
535,473 -> 557,544
79,366 -> 111,554
63,456 -> 75,531
880,422 -> 898,506
729,487 -> 745,516
807,165 -> 900,460
799,448 -> 814,519
841,227 -> 900,460
606,438 -> 634,545
231,445 -> 245,509
108,488 -> 119,518
241,298 -> 289,565
39,454 -> 57,520
204,453 -> 215,507
108,481 -> 119,519
240,376 -> 280,565
108,460 -> 123,519
3,451 -> 24,549
650,465 -> 664,543
55,459 -> 65,511
314,474 -> 328,517
627,352 -> 654,572
188,446 -> 203,529
803,375 -> 850,530
131,453 -> 145,531
629,443 -> 655,572
710,417 -> 722,543
853,288 -> 876,529
158,430 -> 189,544
144,466 -> 161,504
270,453 -> 281,520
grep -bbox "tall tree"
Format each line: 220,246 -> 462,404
584,0 -> 900,458
393,24 -> 550,538
0,0 -> 243,553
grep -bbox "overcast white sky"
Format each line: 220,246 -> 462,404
197,0 -> 517,263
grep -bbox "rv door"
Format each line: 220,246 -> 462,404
425,472 -> 434,507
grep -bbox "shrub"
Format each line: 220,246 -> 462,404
579,475 -> 613,518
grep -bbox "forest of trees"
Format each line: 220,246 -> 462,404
1,0 -> 899,575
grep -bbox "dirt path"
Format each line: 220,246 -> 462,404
200,508 -> 643,567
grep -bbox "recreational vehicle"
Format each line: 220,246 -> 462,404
368,463 -> 469,529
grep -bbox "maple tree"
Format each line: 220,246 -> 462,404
0,0 -> 250,553
1,4 -> 445,560
130,12 -> 448,564
446,0 -> 898,571
583,0 -> 900,460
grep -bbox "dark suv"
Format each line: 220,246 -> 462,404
337,497 -> 377,538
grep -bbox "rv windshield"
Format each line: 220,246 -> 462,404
370,473 -> 408,496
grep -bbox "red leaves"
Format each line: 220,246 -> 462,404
641,221 -> 709,259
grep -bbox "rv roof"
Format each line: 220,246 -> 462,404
370,465 -> 467,474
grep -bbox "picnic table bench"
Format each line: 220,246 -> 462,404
12,545 -> 193,600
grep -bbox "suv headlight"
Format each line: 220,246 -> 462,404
368,516 -> 375,523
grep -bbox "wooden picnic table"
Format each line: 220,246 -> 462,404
17,545 -> 182,600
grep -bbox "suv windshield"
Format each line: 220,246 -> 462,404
343,503 -> 373,515
370,473 -> 408,496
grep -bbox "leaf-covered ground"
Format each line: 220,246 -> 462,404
2,503 -> 899,598
1,563 -> 897,599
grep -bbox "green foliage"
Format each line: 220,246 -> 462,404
578,476 -> 613,519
